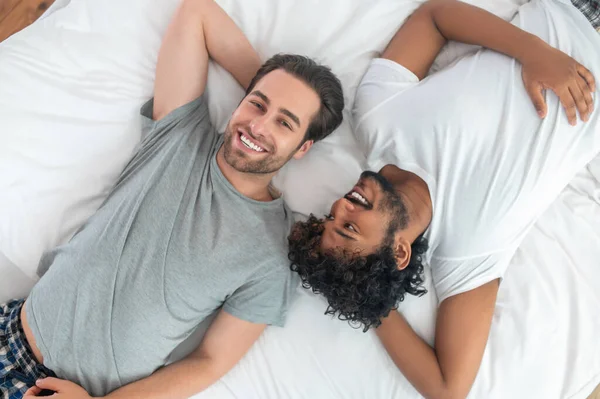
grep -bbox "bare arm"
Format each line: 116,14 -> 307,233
26,310 -> 265,399
376,280 -> 499,399
383,0 -> 595,124
103,310 -> 265,399
152,0 -> 261,120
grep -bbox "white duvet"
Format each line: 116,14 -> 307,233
0,0 -> 599,397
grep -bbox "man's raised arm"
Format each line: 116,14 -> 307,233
152,0 -> 261,121
381,0 -> 595,125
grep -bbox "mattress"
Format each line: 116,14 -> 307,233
0,0 -> 598,397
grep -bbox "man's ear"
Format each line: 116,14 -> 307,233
393,235 -> 412,270
293,140 -> 314,160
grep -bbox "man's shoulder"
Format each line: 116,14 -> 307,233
254,200 -> 294,236
257,226 -> 291,265
251,219 -> 293,272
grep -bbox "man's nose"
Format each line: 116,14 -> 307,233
250,114 -> 270,137
341,198 -> 356,212
332,198 -> 356,218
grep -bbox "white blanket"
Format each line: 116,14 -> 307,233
0,0 -> 599,397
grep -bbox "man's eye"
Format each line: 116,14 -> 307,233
345,223 -> 356,232
280,120 -> 292,130
251,101 -> 264,110
324,214 -> 334,221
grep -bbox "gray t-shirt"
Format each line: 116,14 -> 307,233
26,95 -> 297,396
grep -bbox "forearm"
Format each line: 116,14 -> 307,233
376,312 -> 454,399
198,0 -> 261,89
103,356 -> 222,399
430,0 -> 546,63
173,0 -> 261,91
102,309 -> 267,399
153,0 -> 260,119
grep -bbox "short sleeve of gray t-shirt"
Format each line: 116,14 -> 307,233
223,266 -> 295,326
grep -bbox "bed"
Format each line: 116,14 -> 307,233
0,0 -> 599,397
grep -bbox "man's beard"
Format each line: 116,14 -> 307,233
222,124 -> 291,174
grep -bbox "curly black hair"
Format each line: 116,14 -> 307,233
288,215 -> 428,332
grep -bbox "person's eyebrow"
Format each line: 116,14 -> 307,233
249,90 -> 301,128
280,108 -> 301,128
250,90 -> 270,105
335,228 -> 356,241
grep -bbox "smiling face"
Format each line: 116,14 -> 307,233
287,172 -> 430,331
222,69 -> 321,174
320,171 -> 408,256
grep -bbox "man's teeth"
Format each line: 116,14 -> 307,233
351,191 -> 368,206
240,134 -> 265,152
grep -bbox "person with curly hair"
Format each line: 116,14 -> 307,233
289,0 -> 600,398
288,171 -> 431,332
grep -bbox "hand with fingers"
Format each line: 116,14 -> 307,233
520,40 -> 596,125
24,377 -> 94,398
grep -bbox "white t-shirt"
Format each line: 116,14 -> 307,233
353,0 -> 600,302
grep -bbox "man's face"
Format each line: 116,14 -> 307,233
222,69 -> 321,174
320,171 -> 403,255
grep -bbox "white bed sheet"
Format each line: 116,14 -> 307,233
0,0 -> 599,397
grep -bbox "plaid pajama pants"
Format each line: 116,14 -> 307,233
571,0 -> 600,29
0,300 -> 55,399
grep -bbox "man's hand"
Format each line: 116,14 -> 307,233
521,41 -> 596,125
24,377 -> 93,398
381,0 -> 597,127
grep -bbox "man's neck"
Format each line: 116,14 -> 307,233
381,165 -> 433,241
216,145 -> 276,202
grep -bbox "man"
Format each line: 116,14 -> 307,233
289,0 -> 598,398
0,0 -> 344,398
